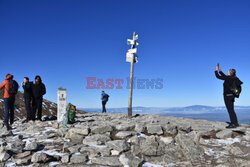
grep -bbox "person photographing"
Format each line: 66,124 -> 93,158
215,64 -> 243,128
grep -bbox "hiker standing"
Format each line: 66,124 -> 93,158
21,77 -> 34,122
0,74 -> 19,130
215,65 -> 243,128
101,91 -> 109,113
32,75 -> 46,121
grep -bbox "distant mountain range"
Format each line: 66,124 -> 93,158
79,105 -> 250,124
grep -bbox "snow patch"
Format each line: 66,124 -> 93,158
37,149 -> 65,157
217,138 -> 241,145
142,162 -> 163,167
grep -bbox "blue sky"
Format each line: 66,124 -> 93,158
0,0 -> 250,108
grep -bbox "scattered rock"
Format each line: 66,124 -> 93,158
91,157 -> 122,166
115,131 -> 136,139
216,130 -> 232,139
162,124 -> 177,135
15,151 -> 31,159
91,125 -> 113,134
119,154 -> 143,167
31,152 -> 53,163
226,146 -> 244,156
69,133 -> 84,144
83,134 -> 111,145
61,154 -> 70,164
70,153 -> 88,164
147,124 -> 163,135
106,140 -> 130,152
135,123 -> 146,133
159,136 -> 173,145
139,136 -> 165,156
116,124 -> 135,131
24,140 -> 38,151
0,148 -> 10,162
175,132 -> 204,162
16,156 -> 31,165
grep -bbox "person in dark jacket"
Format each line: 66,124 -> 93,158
215,65 -> 243,128
32,75 -> 46,121
21,77 -> 33,122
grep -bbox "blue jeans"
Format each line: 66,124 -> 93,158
4,98 -> 15,125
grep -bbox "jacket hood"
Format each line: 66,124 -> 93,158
35,75 -> 42,83
6,74 -> 13,80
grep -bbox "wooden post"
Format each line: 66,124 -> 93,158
128,32 -> 136,117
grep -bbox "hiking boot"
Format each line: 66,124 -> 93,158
235,123 -> 239,127
4,124 -> 12,131
226,124 -> 237,129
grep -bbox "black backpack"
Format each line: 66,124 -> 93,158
230,78 -> 242,98
8,80 -> 19,95
103,94 -> 109,102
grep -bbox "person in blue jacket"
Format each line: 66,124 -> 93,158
101,91 -> 109,113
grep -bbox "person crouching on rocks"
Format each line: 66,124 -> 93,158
21,77 -> 34,123
215,64 -> 243,129
32,75 -> 46,122
101,91 -> 109,113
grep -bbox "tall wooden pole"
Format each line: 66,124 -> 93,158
128,32 -> 136,117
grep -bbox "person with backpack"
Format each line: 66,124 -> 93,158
0,74 -> 19,130
215,64 -> 243,128
32,75 -> 46,121
21,77 -> 34,123
101,91 -> 109,113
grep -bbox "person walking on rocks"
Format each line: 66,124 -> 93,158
32,75 -> 46,121
215,64 -> 243,128
0,74 -> 19,130
101,91 -> 109,113
21,77 -> 34,123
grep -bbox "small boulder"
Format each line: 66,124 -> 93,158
106,140 -> 130,152
83,134 -> 111,145
61,154 -> 70,164
116,124 -> 135,131
115,131 -> 136,139
91,157 -> 122,166
216,130 -> 232,139
91,125 -> 113,134
24,140 -> 38,151
31,152 -> 53,163
0,148 -> 10,162
119,154 -> 143,167
70,153 -> 88,164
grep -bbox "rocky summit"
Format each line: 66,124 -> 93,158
0,113 -> 250,167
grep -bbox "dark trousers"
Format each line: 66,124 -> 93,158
32,98 -> 43,121
224,95 -> 238,125
102,101 -> 107,113
24,97 -> 33,121
4,98 -> 15,125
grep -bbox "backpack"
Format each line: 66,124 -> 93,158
230,78 -> 242,98
8,80 -> 19,95
67,103 -> 76,124
103,94 -> 109,102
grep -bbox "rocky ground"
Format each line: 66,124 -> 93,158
0,113 -> 250,167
